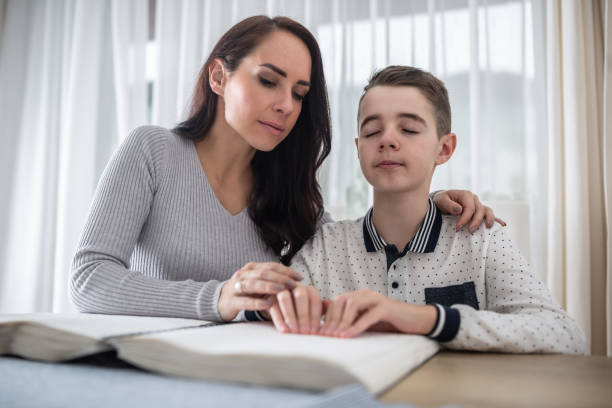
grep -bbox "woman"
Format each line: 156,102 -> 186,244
70,15 -> 497,323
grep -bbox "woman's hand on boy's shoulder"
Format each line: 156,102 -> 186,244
318,289 -> 437,338
433,189 -> 506,233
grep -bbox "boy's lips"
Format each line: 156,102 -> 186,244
376,160 -> 403,169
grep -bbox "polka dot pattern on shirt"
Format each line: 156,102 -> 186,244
291,215 -> 586,354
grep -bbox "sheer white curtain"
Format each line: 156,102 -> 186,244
0,0 -> 148,312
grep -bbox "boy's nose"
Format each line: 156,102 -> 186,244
378,130 -> 399,150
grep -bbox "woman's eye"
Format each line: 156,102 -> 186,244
259,77 -> 276,87
293,92 -> 305,102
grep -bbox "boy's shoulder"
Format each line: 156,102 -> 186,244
305,216 -> 366,250
440,214 -> 506,242
317,216 -> 364,238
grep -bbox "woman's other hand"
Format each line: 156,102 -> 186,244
433,189 -> 506,232
217,262 -> 302,321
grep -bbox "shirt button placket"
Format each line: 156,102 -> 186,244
389,262 -> 400,297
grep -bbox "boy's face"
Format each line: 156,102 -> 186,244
356,85 -> 455,195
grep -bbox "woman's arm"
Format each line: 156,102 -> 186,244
70,127 -> 224,320
71,127 -> 299,321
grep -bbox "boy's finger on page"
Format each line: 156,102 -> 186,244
269,304 -> 289,333
320,302 -> 336,335
321,299 -> 332,314
495,217 -> 507,226
293,286 -> 310,334
334,298 -> 361,336
340,307 -> 382,338
277,290 -> 298,333
308,287 -> 322,334
322,297 -> 345,336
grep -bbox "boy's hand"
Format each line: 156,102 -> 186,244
319,289 -> 437,338
267,284 -> 323,335
433,189 -> 506,232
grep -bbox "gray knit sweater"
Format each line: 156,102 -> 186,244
70,126 -> 282,321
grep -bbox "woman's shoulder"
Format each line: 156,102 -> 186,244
120,125 -> 192,160
123,125 -> 178,148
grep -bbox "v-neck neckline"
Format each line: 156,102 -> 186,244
190,141 -> 249,218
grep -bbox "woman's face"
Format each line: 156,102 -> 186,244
218,30 -> 312,151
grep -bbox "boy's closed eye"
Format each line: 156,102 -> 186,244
398,118 -> 425,134
361,123 -> 382,137
361,127 -> 418,137
401,128 -> 419,134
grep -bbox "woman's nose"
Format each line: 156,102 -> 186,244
274,89 -> 294,115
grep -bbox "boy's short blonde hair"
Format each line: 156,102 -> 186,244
358,66 -> 451,138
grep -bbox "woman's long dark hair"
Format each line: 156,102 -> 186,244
173,16 -> 331,264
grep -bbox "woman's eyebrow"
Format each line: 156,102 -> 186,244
260,63 -> 310,87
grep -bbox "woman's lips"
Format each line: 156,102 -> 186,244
259,121 -> 285,136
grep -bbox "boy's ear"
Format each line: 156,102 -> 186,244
435,133 -> 457,165
354,138 -> 359,157
209,58 -> 226,96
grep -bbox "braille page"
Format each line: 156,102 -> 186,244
115,321 -> 439,394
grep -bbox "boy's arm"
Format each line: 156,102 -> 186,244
289,249 -> 314,287
442,227 -> 586,354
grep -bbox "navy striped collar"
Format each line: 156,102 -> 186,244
362,197 -> 442,254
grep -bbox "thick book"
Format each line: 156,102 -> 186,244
0,313 -> 439,394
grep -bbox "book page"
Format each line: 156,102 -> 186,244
0,313 -> 210,340
117,322 -> 439,393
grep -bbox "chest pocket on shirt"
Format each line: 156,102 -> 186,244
424,281 -> 479,310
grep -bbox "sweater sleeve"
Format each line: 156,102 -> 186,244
443,226 -> 586,354
70,126 -> 224,321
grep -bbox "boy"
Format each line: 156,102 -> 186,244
273,66 -> 585,354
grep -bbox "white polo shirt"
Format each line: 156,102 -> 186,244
290,198 -> 586,354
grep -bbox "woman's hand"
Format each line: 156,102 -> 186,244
433,190 -> 506,232
319,289 -> 437,338
217,262 -> 303,321
265,284 -> 323,335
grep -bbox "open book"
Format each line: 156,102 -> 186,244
0,313 -> 439,394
